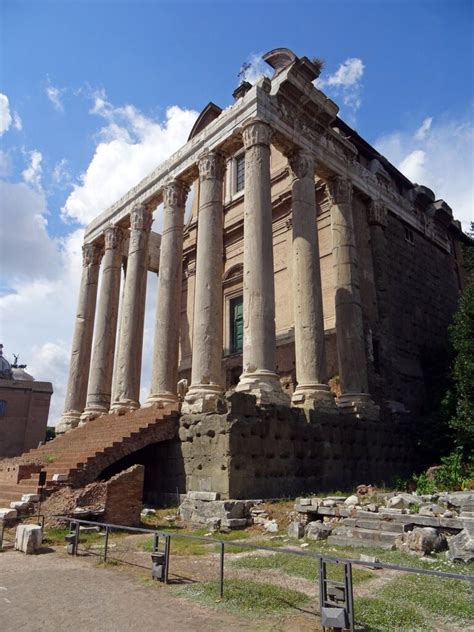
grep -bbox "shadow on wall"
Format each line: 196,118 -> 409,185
97,438 -> 186,507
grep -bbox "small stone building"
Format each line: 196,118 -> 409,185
0,346 -> 53,458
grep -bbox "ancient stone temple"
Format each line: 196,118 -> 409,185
45,48 -> 467,501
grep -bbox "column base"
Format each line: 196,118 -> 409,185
292,383 -> 337,411
56,410 -> 82,435
337,393 -> 380,421
144,391 -> 179,408
109,399 -> 140,415
182,384 -> 226,414
235,370 -> 290,406
79,404 -> 109,425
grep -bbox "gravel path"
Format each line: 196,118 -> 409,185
0,550 -> 256,632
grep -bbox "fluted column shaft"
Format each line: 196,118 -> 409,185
111,204 -> 152,412
329,177 -> 375,413
81,226 -> 124,421
57,243 -> 102,433
289,150 -> 334,409
147,180 -> 188,405
182,152 -> 226,413
236,119 -> 289,405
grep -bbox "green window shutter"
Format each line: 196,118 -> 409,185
230,296 -> 243,354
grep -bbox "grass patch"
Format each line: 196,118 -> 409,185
355,574 -> 474,631
232,552 -> 374,584
179,578 -> 310,614
381,574 -> 474,623
355,596 -> 429,631
43,526 -> 124,548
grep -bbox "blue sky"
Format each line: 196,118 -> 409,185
1,0 -> 473,423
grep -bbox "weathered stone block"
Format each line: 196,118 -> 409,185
0,508 -> 17,520
305,521 -> 332,540
222,518 -> 247,529
15,524 -> 42,554
187,491 -> 220,501
21,494 -> 40,503
287,521 -> 305,539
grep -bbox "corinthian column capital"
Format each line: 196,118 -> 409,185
82,243 -> 102,267
288,149 -> 315,180
368,199 -> 388,227
197,151 -> 226,182
328,176 -> 353,205
242,119 -> 272,149
130,203 -> 153,232
162,179 -> 189,208
104,225 -> 124,250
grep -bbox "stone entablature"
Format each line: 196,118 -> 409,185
58,47 -> 467,433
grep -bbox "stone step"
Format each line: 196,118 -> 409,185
327,535 -> 396,551
341,518 -> 406,533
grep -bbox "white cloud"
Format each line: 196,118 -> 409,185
0,228 -> 84,425
1,93 -> 199,426
316,58 -> 365,118
46,84 -> 65,112
0,181 -> 61,281
22,149 -> 43,188
239,53 -> 272,85
52,158 -> 72,188
0,93 -> 12,134
375,115 -> 474,230
62,92 -> 198,225
414,116 -> 432,141
0,93 -> 22,135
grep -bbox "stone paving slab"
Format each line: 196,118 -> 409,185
0,551 -> 255,631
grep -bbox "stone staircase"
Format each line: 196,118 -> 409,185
328,512 -> 407,550
0,404 -> 179,507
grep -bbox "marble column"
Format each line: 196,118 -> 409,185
57,243 -> 102,433
110,204 -> 153,413
182,152 -> 226,413
288,150 -> 334,410
328,176 -> 377,417
235,119 -> 289,405
81,225 -> 124,422
146,180 -> 189,406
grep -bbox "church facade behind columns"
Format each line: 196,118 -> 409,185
56,49 -> 469,499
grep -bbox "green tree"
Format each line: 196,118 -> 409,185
446,223 -> 474,456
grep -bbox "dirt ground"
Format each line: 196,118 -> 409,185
0,547 -> 320,632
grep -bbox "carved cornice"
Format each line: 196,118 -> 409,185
82,243 -> 102,267
104,225 -> 124,250
162,179 -> 189,208
327,176 -> 353,206
368,199 -> 388,227
242,119 -> 273,149
287,149 -> 314,180
130,203 -> 153,232
197,152 -> 226,182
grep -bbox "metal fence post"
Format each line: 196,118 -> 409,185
164,534 -> 171,584
219,541 -> 225,599
0,520 -> 4,552
74,521 -> 79,556
104,525 -> 109,562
